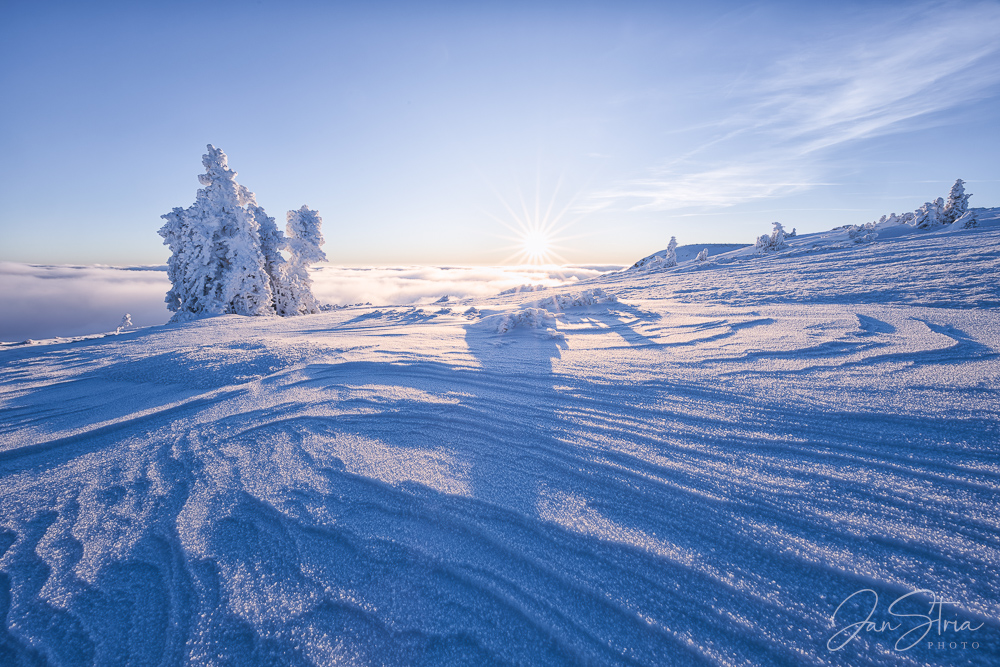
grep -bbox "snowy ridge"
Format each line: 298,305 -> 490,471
631,206 -> 1000,273
1,226 -> 1000,665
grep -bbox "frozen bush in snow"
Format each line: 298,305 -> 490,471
496,307 -> 557,333
954,210 -> 978,229
534,288 -> 618,311
696,248 -> 709,262
115,314 -> 132,334
942,179 -> 971,225
159,145 -> 275,321
756,222 -> 788,253
787,228 -> 796,238
847,221 -> 878,243
499,284 -> 548,295
913,201 -> 941,229
277,206 -> 327,316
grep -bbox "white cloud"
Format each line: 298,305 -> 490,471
595,2 -> 1000,211
0,262 -> 171,342
0,263 -> 617,342
309,265 -> 611,306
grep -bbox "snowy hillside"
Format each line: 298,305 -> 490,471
630,243 -> 751,269
2,224 -> 1000,665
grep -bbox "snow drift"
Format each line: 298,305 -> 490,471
2,218 -> 1000,666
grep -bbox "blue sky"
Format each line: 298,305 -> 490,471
2,0 -> 999,265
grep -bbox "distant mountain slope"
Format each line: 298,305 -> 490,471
630,206 -> 1000,271
606,207 -> 1000,309
630,243 -> 751,269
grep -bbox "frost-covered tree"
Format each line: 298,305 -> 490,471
931,197 -> 945,222
757,222 -> 788,252
240,185 -> 288,311
913,202 -> 940,229
942,179 -> 971,225
663,236 -> 678,267
696,248 -> 709,262
770,222 -> 788,249
277,205 -> 327,316
158,145 -> 275,321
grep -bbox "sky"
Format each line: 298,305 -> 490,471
2,0 -> 999,266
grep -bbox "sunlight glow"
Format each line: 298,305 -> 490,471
482,173 -> 592,267
522,230 -> 552,262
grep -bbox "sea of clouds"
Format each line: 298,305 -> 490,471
0,262 -> 620,342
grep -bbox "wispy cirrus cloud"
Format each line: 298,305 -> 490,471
594,2 -> 1000,211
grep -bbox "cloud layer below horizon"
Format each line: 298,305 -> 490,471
0,263 -> 617,342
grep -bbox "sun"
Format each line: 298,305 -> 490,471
483,176 -> 587,266
522,230 -> 552,262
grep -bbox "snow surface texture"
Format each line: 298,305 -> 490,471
2,227 -> 1000,665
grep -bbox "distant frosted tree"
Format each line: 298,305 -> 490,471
115,314 -> 132,334
158,145 -> 275,321
757,222 -> 788,252
277,205 -> 327,316
931,197 -> 945,222
696,248 -> 709,262
770,222 -> 788,249
913,201 -> 940,229
942,179 -> 971,225
664,236 -> 678,267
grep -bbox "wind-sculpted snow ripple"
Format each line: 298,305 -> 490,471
1,252 -> 999,664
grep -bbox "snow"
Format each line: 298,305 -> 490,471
2,219 -> 1000,665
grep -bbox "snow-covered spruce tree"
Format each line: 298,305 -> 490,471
277,205 -> 327,316
913,201 -> 940,229
755,234 -> 771,253
769,222 -> 788,249
942,179 -> 971,225
664,236 -> 678,267
696,248 -> 709,262
239,184 -> 288,311
931,197 -> 945,223
158,145 -> 275,321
